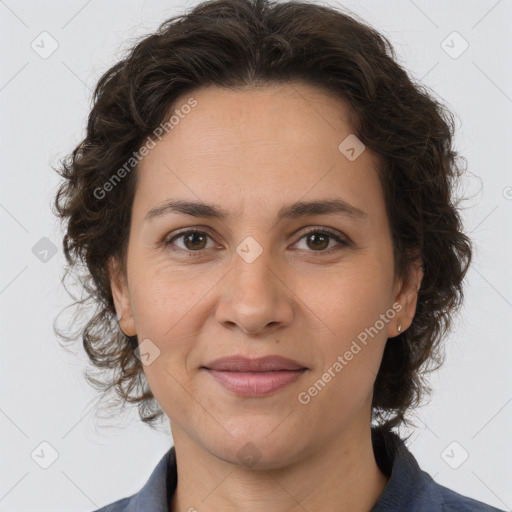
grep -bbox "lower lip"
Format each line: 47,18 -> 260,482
203,368 -> 307,397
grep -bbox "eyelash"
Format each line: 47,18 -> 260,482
163,227 -> 350,255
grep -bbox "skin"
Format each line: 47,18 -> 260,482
109,82 -> 424,512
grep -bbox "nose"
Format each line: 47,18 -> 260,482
215,245 -> 294,336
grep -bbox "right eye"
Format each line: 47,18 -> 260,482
163,229 -> 217,253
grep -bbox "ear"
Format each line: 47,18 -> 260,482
389,254 -> 424,338
108,255 -> 137,337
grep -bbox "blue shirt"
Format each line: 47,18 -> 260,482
92,428 -> 504,511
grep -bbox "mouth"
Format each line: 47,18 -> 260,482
202,355 -> 307,372
200,355 -> 308,397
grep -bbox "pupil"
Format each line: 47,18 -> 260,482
309,233 -> 328,250
186,233 -> 206,250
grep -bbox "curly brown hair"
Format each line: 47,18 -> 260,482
52,0 -> 472,432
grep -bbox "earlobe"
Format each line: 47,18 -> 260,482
108,256 -> 137,337
391,256 -> 424,337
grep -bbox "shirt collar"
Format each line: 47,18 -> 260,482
370,427 -> 440,511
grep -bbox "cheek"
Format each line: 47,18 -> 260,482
302,260 -> 392,339
297,313 -> 388,434
128,262 -> 219,359
301,262 -> 392,393
129,261 -> 206,338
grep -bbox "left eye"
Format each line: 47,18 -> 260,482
164,229 -> 348,253
294,229 -> 349,252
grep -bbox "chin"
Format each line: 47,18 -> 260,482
207,426 -> 307,470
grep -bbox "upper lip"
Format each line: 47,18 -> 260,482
202,355 -> 307,372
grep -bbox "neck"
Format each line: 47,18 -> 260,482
169,415 -> 388,512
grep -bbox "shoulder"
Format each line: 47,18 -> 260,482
91,496 -> 132,512
371,428 -> 505,512
429,478 -> 505,512
89,446 -> 177,512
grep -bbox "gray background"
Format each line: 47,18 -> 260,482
0,0 -> 511,510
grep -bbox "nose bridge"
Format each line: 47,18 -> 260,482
234,238 -> 275,295
215,236 -> 293,333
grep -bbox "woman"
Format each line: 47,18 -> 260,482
53,0 -> 504,510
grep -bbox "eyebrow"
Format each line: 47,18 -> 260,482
145,198 -> 368,223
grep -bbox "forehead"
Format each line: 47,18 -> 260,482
133,82 -> 385,224
166,82 -> 356,153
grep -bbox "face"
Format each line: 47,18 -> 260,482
110,82 -> 422,468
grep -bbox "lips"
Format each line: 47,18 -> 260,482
201,355 -> 308,397
202,355 -> 307,372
